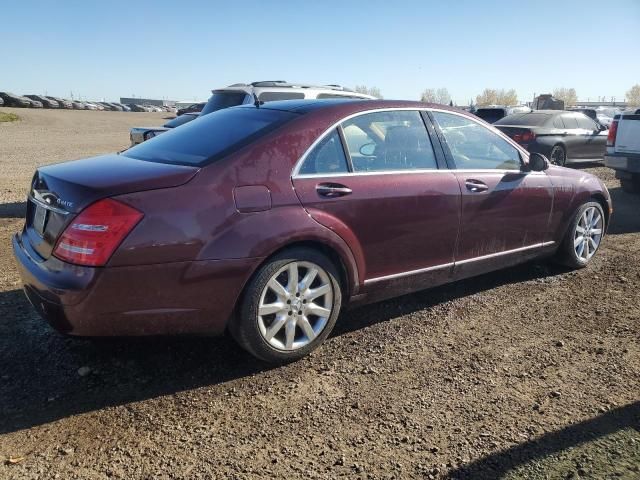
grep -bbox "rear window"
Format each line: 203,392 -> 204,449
123,107 -> 298,166
474,108 -> 506,123
494,113 -> 551,126
164,114 -> 198,128
200,91 -> 249,115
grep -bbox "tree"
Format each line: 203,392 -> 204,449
420,87 -> 451,104
354,85 -> 383,98
553,87 -> 578,107
627,84 -> 640,107
476,88 -> 518,106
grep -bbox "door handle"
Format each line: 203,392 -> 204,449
465,179 -> 489,193
316,183 -> 353,198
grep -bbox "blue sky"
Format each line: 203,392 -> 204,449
2,0 -> 639,104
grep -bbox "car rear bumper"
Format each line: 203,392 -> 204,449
605,153 -> 640,174
13,232 -> 261,336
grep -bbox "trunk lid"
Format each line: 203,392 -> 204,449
24,153 -> 199,260
614,114 -> 640,155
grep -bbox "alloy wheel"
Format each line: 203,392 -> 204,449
574,206 -> 603,261
550,146 -> 566,166
257,261 -> 333,351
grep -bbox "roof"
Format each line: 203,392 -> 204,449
238,98 -> 462,116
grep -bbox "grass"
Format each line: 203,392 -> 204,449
0,112 -> 20,123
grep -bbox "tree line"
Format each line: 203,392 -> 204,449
352,84 -> 640,107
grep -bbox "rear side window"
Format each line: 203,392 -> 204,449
258,92 -> 306,102
561,114 -> 579,129
200,91 -> 249,115
124,107 -> 297,166
432,111 -> 521,170
341,111 -> 437,172
298,129 -> 349,175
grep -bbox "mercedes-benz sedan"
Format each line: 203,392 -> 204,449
13,100 -> 612,362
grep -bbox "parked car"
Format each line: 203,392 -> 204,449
474,105 -> 531,124
129,113 -> 199,146
130,81 -> 375,145
127,104 -> 147,112
199,81 -> 374,117
82,102 -> 98,110
605,111 -> 640,193
0,92 -> 31,108
47,97 -> 73,109
25,95 -> 59,108
13,99 -> 612,362
112,102 -> 131,112
0,97 -> 4,107
177,102 -> 205,116
29,99 -> 43,108
494,110 -> 608,166
71,101 -> 85,110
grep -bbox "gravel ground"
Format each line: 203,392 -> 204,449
0,108 -> 638,479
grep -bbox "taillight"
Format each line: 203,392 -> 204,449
521,131 -> 536,143
607,120 -> 618,147
53,198 -> 143,267
512,130 -> 535,144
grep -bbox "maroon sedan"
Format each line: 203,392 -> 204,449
13,100 -> 612,362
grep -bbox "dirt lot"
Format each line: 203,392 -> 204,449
0,108 -> 638,479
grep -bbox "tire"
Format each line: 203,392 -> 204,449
620,178 -> 640,194
549,145 -> 567,166
556,201 -> 605,268
230,247 -> 342,363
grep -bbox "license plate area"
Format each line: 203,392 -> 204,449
33,204 -> 48,236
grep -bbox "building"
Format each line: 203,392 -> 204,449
119,97 -> 176,107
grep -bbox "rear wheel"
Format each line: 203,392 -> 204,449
557,201 -> 605,268
231,248 -> 342,363
550,145 -> 567,166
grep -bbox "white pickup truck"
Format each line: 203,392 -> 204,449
605,109 -> 640,193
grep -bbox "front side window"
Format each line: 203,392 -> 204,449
576,114 -> 597,130
432,111 -> 521,170
341,111 -> 437,172
298,129 -> 349,175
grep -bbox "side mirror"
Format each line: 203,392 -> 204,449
359,142 -> 376,156
598,123 -> 608,132
528,152 -> 550,172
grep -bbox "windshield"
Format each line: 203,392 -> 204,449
200,91 -> 249,115
495,113 -> 551,126
123,107 -> 298,166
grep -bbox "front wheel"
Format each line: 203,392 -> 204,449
231,248 -> 342,363
556,201 -> 605,268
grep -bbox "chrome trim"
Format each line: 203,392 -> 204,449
364,262 -> 454,285
294,168 -> 545,179
28,195 -> 70,216
455,241 -> 556,266
291,107 -> 531,178
363,241 -> 556,285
